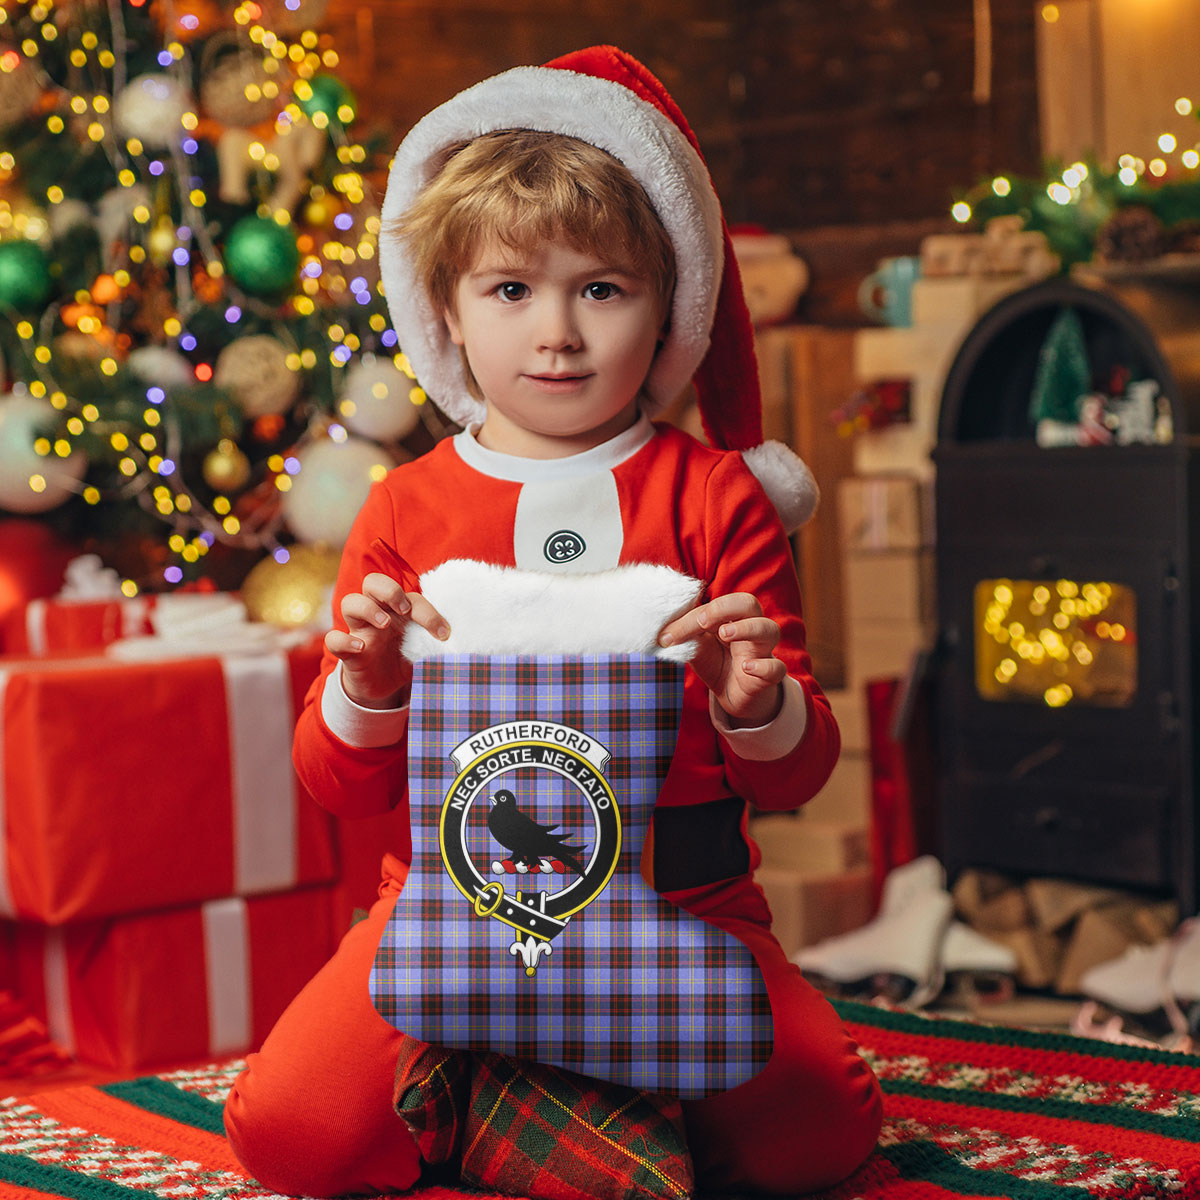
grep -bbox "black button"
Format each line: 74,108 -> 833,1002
544,530 -> 586,563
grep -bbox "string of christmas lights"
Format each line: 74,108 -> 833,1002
950,89 -> 1200,268
0,0 -> 441,594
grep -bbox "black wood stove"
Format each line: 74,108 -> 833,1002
933,276 -> 1200,913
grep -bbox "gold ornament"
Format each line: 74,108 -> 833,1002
303,196 -> 332,228
202,438 -> 252,491
148,217 -> 178,267
214,334 -> 302,418
200,41 -> 278,127
241,543 -> 340,628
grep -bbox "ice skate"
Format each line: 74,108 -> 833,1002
793,856 -> 954,1008
1077,917 -> 1200,1047
941,920 -> 1018,1005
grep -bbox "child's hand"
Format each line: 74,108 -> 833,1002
658,592 -> 786,727
324,573 -> 449,709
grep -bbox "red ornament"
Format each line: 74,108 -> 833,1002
252,413 -> 287,442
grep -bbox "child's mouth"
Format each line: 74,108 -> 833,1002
526,373 -> 592,392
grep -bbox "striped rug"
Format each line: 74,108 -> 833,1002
1,999 -> 1199,1199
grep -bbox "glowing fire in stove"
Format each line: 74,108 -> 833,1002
975,578 -> 1137,707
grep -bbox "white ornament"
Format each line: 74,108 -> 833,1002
338,354 -> 421,442
113,74 -> 192,148
214,334 -> 301,418
127,346 -> 196,388
281,434 -> 393,545
0,389 -> 86,514
48,199 -> 94,240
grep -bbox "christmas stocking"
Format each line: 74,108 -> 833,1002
369,561 -> 774,1098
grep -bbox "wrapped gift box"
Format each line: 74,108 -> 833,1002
843,548 -> 936,627
755,865 -> 875,959
12,887 -> 338,1071
4,596 -> 156,655
0,641 -> 337,923
837,475 -> 932,553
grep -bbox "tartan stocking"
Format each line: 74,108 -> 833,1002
371,655 -> 772,1097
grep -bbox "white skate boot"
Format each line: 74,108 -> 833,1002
1077,917 -> 1200,1047
941,920 -> 1018,1004
793,856 -> 954,1007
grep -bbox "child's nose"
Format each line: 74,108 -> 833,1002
536,298 -> 581,352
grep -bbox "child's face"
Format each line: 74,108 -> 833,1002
443,238 -> 663,458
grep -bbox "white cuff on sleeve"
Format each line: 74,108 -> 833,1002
710,675 -> 808,761
320,661 -> 410,748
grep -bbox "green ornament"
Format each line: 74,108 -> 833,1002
0,240 -> 53,310
296,74 -> 356,127
224,215 -> 301,296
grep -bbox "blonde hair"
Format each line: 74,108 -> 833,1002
391,129 -> 676,326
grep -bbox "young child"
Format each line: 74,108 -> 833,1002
225,46 -> 882,1197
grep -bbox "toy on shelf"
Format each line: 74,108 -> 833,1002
1029,308 -> 1173,448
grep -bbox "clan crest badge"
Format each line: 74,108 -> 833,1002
438,718 -> 622,975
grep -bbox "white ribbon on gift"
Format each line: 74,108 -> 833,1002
0,649 -> 299,919
42,927 -> 74,1054
202,896 -> 253,1055
40,896 -> 253,1059
23,595 -> 152,655
221,653 -> 299,896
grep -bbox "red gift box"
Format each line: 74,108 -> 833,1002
0,642 -> 337,923
4,597 -> 156,655
12,886 -> 338,1071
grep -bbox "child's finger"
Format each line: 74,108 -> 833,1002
739,656 -> 787,684
361,571 -> 412,619
659,593 -> 759,646
716,616 -> 780,651
408,593 -> 451,641
340,590 -> 399,633
324,628 -> 366,659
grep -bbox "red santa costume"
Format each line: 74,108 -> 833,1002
224,46 -> 882,1197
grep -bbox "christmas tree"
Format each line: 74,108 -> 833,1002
0,0 -> 441,595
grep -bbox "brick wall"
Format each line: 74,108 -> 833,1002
329,0 -> 1041,236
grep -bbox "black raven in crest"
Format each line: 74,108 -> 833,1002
486,789 -> 587,876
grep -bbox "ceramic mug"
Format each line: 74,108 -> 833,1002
858,255 -> 922,326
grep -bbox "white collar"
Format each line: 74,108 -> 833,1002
451,411 -> 654,483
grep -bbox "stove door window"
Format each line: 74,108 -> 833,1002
974,578 -> 1137,707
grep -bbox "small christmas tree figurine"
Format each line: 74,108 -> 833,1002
0,0 -> 438,592
1029,306 -> 1091,429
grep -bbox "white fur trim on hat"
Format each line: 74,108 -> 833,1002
742,441 -> 820,533
379,65 -> 724,429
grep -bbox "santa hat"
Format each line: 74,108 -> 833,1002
378,45 -> 818,530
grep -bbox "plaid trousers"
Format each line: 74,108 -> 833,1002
369,654 -> 773,1097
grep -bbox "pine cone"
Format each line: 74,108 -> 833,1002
1166,220 -> 1200,255
1095,206 -> 1167,263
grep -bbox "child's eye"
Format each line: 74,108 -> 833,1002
497,282 -> 528,301
585,282 -> 619,301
